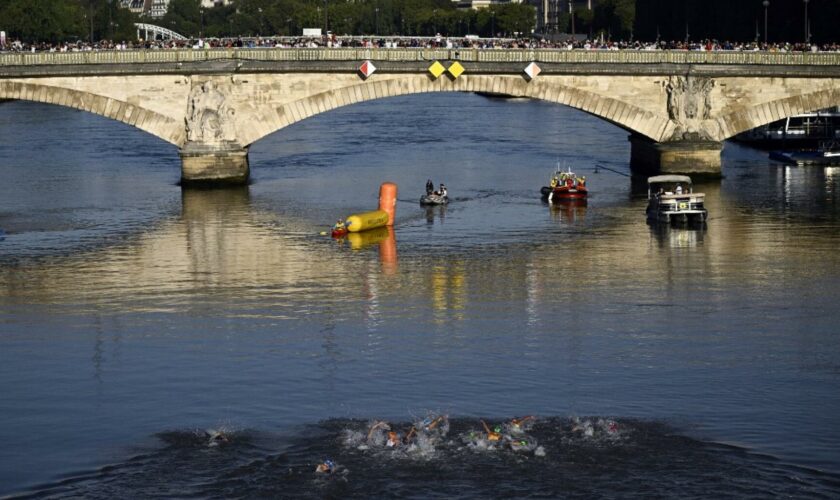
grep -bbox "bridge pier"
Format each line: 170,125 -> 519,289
629,135 -> 723,178
179,143 -> 250,187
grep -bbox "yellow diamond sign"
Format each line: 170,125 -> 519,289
428,61 -> 446,79
447,61 -> 465,79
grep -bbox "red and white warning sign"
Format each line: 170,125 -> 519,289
359,60 -> 377,79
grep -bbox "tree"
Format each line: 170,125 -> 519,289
160,0 -> 201,38
593,0 -> 634,39
0,0 -> 84,42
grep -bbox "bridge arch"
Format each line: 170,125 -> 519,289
135,23 -> 187,41
238,75 -> 672,148
0,81 -> 185,145
716,87 -> 840,141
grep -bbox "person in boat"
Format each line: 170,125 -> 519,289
315,459 -> 336,474
675,183 -> 683,194
333,219 -> 346,232
438,184 -> 448,198
550,176 -> 558,188
426,179 -> 434,195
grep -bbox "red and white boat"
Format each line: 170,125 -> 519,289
540,166 -> 588,203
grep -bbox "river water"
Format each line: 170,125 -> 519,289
1,94 -> 839,498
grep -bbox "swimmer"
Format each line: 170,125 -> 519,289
509,415 -> 536,434
480,420 -> 503,442
509,438 -> 536,452
367,420 -> 390,443
315,459 -> 336,474
205,429 -> 230,446
571,418 -> 594,437
386,431 -> 400,447
403,426 -> 417,445
421,414 -> 448,432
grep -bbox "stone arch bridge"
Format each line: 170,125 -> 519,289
2,48 -> 840,185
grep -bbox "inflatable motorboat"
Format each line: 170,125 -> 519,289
420,193 -> 449,205
541,166 -> 588,203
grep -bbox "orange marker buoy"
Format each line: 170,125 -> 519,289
378,182 -> 398,226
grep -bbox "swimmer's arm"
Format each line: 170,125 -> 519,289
367,421 -> 386,440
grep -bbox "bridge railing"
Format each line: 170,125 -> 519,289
3,48 -> 840,66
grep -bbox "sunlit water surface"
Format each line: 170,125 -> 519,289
1,95 -> 839,498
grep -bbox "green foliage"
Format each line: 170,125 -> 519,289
160,0 -> 201,38
0,0 -> 140,44
1,0 -> 84,42
2,1 -> 838,43
593,0 -> 634,39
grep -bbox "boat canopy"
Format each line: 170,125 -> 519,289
647,175 -> 693,185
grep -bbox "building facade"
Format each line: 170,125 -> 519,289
120,0 -> 231,19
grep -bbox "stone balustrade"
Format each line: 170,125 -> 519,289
2,48 -> 840,68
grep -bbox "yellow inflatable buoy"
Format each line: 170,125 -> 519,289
345,210 -> 389,233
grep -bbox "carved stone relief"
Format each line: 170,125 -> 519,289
185,80 -> 238,144
665,76 -> 715,141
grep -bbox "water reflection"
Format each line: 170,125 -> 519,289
424,204 -> 447,225
340,225 -> 398,274
648,223 -> 706,248
430,261 -> 467,325
548,200 -> 587,225
345,226 -> 390,250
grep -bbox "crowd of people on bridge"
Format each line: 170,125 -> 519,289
2,34 -> 840,54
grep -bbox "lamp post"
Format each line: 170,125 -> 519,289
570,0 -> 575,35
491,11 -> 495,38
803,0 -> 809,44
199,8 -> 204,38
763,1 -> 769,44
324,0 -> 328,36
375,7 -> 379,35
88,0 -> 94,43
